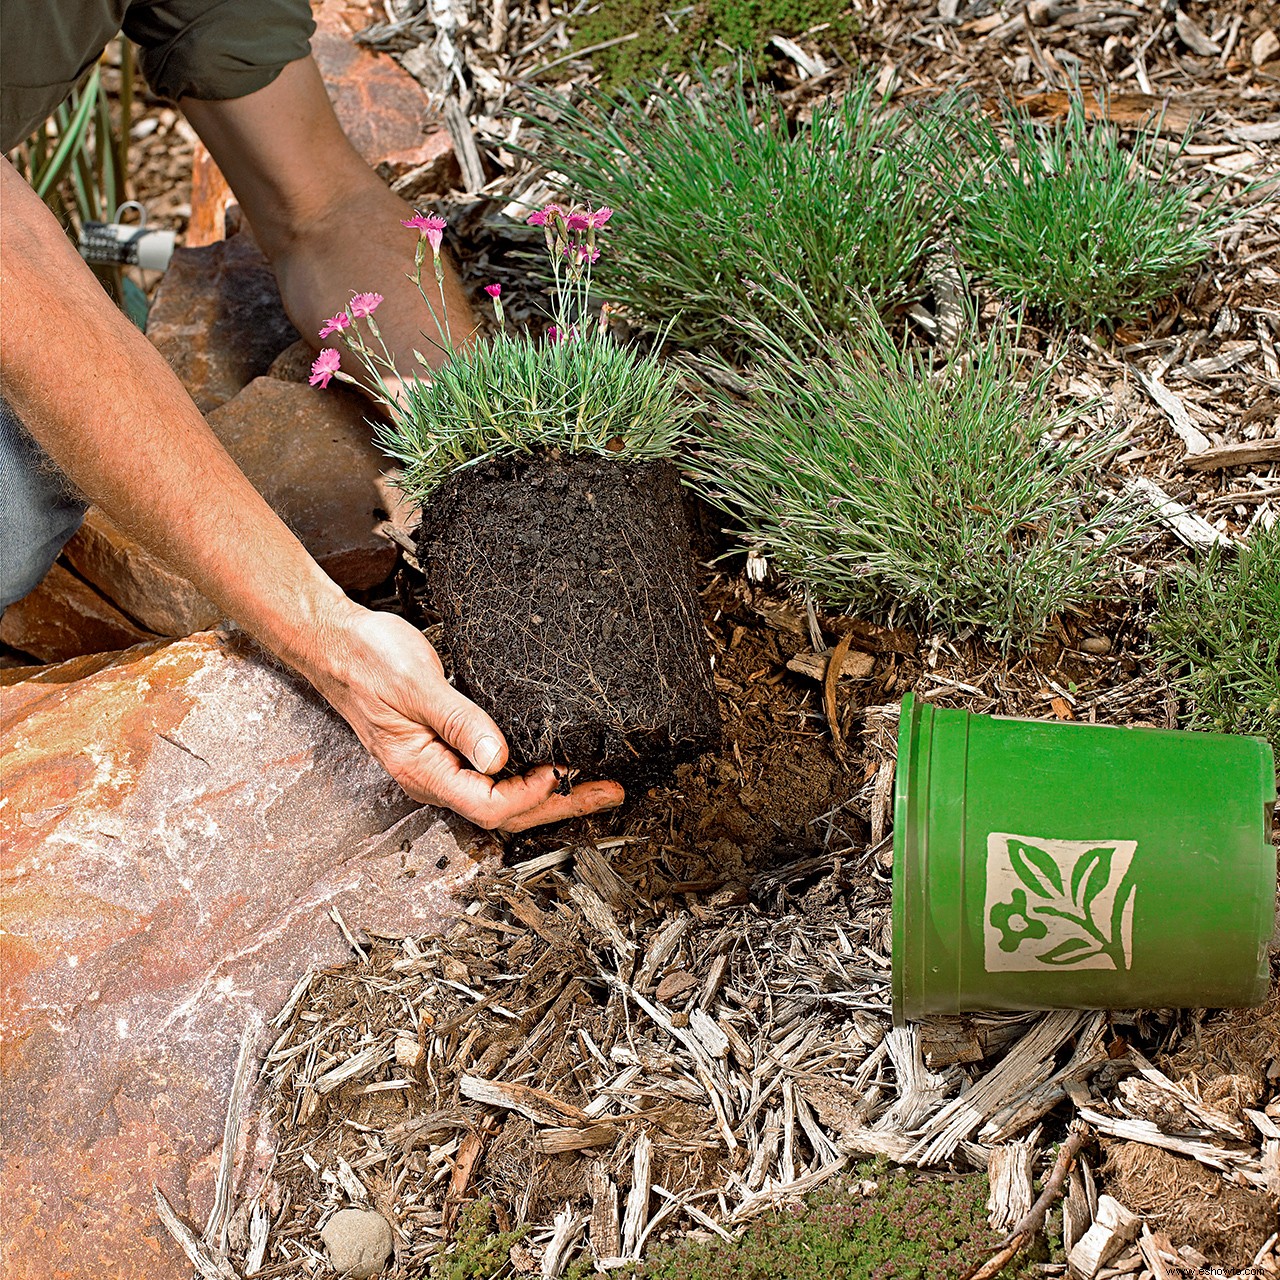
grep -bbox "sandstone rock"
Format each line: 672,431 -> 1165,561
0,632 -> 499,1280
61,507 -> 221,637
205,377 -> 397,592
311,0 -> 457,182
147,234 -> 300,412
186,139 -> 237,248
0,562 -> 157,662
267,337 -> 318,383
321,1207 -> 395,1279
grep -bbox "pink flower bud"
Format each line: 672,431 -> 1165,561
484,283 -> 502,298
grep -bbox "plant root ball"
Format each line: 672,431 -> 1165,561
320,1208 -> 394,1279
418,454 -> 720,782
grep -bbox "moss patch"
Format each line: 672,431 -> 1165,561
635,1164 -> 1057,1280
571,0 -> 858,93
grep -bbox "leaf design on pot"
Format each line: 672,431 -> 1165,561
1070,845 -> 1114,917
1036,937 -> 1101,966
1008,838 -> 1064,901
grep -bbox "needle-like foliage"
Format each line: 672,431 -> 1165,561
935,95 -> 1239,330
688,304 -> 1142,642
381,323 -> 692,505
1151,524 -> 1280,749
522,73 -> 948,354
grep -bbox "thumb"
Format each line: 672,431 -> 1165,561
418,676 -> 509,775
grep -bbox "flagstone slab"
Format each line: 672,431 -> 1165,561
0,562 -> 158,663
62,506 -> 222,637
0,632 -> 498,1280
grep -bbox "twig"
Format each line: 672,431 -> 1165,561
823,632 -> 854,760
153,1187 -> 243,1280
963,1123 -> 1090,1280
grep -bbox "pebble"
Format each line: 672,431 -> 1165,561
1081,636 -> 1112,655
320,1208 -> 394,1279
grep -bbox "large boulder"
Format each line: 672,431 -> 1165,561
0,633 -> 499,1280
205,377 -> 398,592
146,233 -> 300,413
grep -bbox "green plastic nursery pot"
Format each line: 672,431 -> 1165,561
892,693 -> 1276,1025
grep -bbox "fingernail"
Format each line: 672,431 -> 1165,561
474,735 -> 502,773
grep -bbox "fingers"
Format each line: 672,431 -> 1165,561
498,779 -> 627,833
401,757 -> 624,833
415,675 -> 509,775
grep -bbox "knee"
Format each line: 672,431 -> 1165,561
0,401 -> 88,611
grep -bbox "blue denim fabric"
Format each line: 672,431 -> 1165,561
1,396 -> 87,611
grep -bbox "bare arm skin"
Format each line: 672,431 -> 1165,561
181,56 -> 474,379
0,159 -> 623,831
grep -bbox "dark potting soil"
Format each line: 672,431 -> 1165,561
417,453 -> 721,781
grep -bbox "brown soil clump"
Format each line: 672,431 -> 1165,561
418,455 -> 720,782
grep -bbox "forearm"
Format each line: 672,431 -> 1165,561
181,57 -> 476,378
0,159 -> 350,675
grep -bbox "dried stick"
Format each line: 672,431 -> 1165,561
964,1122 -> 1090,1280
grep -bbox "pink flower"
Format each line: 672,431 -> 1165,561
566,211 -> 590,232
484,283 -> 502,298
403,211 -> 447,253
318,312 -> 350,339
588,206 -> 614,229
547,325 -> 561,343
576,244 -> 601,265
349,292 -> 383,318
526,202 -> 565,227
309,348 -> 342,389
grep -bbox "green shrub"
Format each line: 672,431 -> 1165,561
688,304 -> 1140,642
936,95 -> 1238,330
326,206 -> 693,505
572,0 -> 858,93
1151,523 -> 1280,748
523,73 -> 947,355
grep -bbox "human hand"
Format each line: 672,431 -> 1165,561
310,605 -> 625,831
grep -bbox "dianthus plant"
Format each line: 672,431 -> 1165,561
310,204 -> 692,505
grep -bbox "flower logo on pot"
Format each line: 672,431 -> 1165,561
988,889 -> 1048,953
983,833 -> 1137,974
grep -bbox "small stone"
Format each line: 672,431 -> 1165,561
320,1208 -> 394,1279
204,378 -> 397,592
266,338 -> 318,384
186,139 -> 236,247
147,233 -> 300,412
394,1036 -> 424,1070
1252,29 -> 1280,67
1081,636 -> 1112,655
0,562 -> 156,662
61,507 -> 220,637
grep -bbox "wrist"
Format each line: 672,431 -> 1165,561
252,569 -> 364,687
